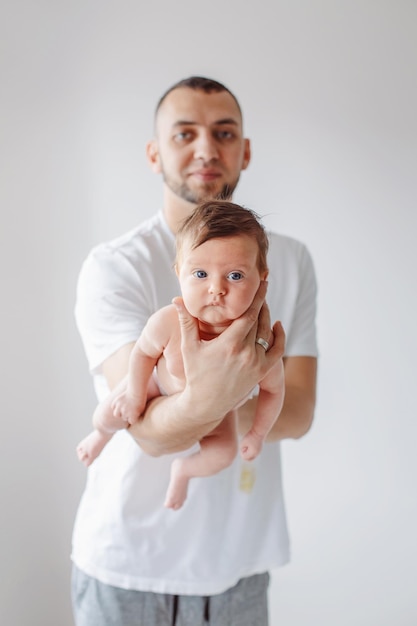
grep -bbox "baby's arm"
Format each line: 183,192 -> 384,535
76,307 -> 173,467
111,306 -> 174,425
240,358 -> 285,461
111,348 -> 157,425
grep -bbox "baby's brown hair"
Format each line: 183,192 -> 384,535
176,201 -> 269,274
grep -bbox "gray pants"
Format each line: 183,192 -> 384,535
72,565 -> 270,626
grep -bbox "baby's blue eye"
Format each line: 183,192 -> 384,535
193,270 -> 207,279
228,272 -> 243,281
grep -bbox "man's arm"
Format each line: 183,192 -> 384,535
238,356 -> 317,441
103,282 -> 282,456
269,355 -> 317,439
102,342 -> 135,390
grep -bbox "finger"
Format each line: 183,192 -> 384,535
250,301 -> 272,346
223,281 -> 268,341
172,296 -> 200,348
271,321 -> 286,352
265,321 -> 286,361
246,280 -> 268,324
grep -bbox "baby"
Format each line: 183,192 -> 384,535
77,201 -> 285,509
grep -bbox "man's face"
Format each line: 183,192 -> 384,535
148,88 -> 251,205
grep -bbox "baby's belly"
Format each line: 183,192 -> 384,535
156,355 -> 185,396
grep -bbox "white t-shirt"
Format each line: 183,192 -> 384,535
72,211 -> 318,595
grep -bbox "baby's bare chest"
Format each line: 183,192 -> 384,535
156,328 -> 185,394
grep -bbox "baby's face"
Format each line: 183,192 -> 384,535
177,235 -> 266,333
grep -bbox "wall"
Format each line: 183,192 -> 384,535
1,1 -> 416,624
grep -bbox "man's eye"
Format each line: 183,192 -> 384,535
216,130 -> 234,140
193,270 -> 207,279
174,131 -> 192,142
228,272 -> 243,281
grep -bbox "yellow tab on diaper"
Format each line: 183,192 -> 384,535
239,462 -> 256,493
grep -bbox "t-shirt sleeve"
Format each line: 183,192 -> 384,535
284,243 -> 319,358
74,246 -> 154,375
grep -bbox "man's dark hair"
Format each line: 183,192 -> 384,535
155,76 -> 242,118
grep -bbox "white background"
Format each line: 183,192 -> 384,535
1,1 -> 416,624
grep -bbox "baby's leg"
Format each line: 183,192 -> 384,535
76,430 -> 113,467
164,411 -> 238,510
240,429 -> 264,462
241,386 -> 281,461
76,380 -> 127,466
241,361 -> 285,461
76,373 -> 161,466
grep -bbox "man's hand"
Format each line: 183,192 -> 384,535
129,281 -> 285,455
173,280 -> 284,415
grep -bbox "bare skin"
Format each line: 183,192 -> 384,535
76,282 -> 281,461
121,281 -> 283,453
78,85 -> 317,502
76,373 -> 160,465
165,410 -> 238,509
137,87 -> 316,453
77,234 -> 286,509
97,284 -> 315,455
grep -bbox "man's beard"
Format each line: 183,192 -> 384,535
162,172 -> 240,204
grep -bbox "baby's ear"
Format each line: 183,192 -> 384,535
262,270 -> 269,281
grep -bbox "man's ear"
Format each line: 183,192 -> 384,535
241,138 -> 251,171
146,139 -> 162,173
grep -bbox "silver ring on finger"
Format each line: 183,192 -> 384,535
255,337 -> 269,351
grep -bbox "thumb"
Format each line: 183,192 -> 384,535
172,297 -> 200,347
269,321 -> 286,358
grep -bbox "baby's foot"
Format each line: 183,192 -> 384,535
240,429 -> 264,461
164,459 -> 190,510
76,431 -> 111,467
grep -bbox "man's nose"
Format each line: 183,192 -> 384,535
193,131 -> 219,162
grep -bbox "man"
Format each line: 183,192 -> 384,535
72,76 -> 318,626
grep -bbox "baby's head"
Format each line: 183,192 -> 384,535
175,202 -> 269,331
175,201 -> 269,273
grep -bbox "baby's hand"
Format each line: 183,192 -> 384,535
111,392 -> 143,425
